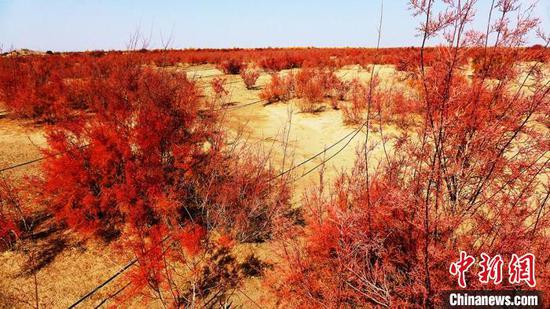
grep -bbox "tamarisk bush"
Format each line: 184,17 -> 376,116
259,53 -> 304,72
1,48 -> 544,123
260,72 -> 294,103
37,63 -> 292,306
0,57 -> 75,122
210,76 -> 229,103
240,65 -> 261,89
260,67 -> 347,112
294,68 -> 324,104
217,58 -> 245,74
271,0 -> 550,307
341,80 -> 368,124
294,67 -> 345,112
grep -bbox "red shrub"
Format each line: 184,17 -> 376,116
295,68 -> 323,104
0,57 -> 73,122
210,76 -> 229,100
38,63 -> 292,306
271,1 -> 550,307
471,49 -> 519,80
293,67 -> 345,112
395,48 -> 420,72
260,73 -> 294,103
240,65 -> 261,89
271,164 -> 427,308
341,80 -> 367,124
217,58 -> 245,74
259,53 -> 303,72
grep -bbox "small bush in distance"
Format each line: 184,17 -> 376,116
260,73 -> 294,103
341,80 -> 367,124
218,58 -> 245,74
294,67 -> 346,113
295,68 -> 324,104
210,76 -> 229,102
240,65 -> 261,89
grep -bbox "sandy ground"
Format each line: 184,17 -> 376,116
0,63 -> 403,308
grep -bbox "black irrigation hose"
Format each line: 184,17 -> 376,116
292,120 -> 367,182
69,260 -> 138,309
68,235 -> 171,308
269,119 -> 366,182
93,282 -> 131,309
0,144 -> 89,173
217,98 -> 266,111
0,156 -> 48,173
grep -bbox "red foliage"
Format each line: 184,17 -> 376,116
272,165 -> 428,307
41,67 -> 205,235
216,233 -> 234,248
295,67 -> 348,112
0,3 -> 547,307
210,76 -> 229,100
240,65 -> 261,89
294,68 -> 324,104
0,57 -> 74,122
395,47 -> 421,72
36,60 -> 292,306
259,67 -> 346,112
471,48 -> 519,80
259,53 -> 304,72
341,80 -> 367,124
0,46 -> 546,123
271,1 -> 550,307
177,224 -> 206,256
217,58 -> 245,74
260,73 -> 294,103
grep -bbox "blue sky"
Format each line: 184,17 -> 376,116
0,0 -> 548,51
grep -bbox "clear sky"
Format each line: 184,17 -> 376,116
0,0 -> 548,52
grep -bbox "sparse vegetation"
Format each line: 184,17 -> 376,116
260,72 -> 294,103
240,64 -> 261,89
0,0 -> 549,307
